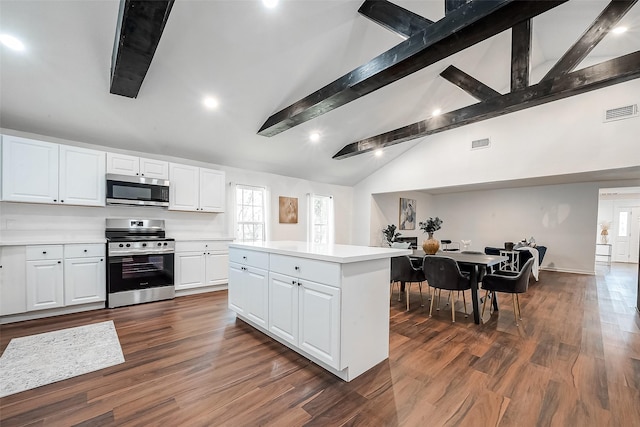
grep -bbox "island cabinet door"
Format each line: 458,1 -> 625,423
228,262 -> 246,315
268,272 -> 298,346
298,280 -> 341,369
244,266 -> 268,328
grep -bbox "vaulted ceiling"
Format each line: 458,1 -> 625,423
1,0 -> 638,186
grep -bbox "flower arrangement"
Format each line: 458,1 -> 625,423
600,221 -> 610,243
382,224 -> 401,246
419,217 -> 443,235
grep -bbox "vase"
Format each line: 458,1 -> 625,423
422,232 -> 440,254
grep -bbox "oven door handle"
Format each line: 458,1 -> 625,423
108,250 -> 175,258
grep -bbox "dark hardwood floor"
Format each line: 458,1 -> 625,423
1,263 -> 638,426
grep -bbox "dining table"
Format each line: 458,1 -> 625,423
411,250 -> 508,324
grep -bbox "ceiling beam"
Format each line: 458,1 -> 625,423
445,0 -> 472,15
257,0 -> 567,137
541,0 -> 637,81
510,19 -> 532,91
440,65 -> 501,102
333,51 -> 640,159
358,0 -> 433,39
110,0 -> 174,98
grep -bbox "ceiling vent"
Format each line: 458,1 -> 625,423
471,138 -> 491,150
603,104 -> 638,122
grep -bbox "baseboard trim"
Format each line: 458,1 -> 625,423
540,267 -> 595,275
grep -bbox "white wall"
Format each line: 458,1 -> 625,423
0,129 -> 353,244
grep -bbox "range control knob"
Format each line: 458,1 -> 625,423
119,244 -> 124,248
163,242 -> 168,246
126,243 -> 131,247
142,243 -> 147,247
157,243 -> 162,247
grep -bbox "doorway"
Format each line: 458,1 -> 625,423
596,187 -> 640,265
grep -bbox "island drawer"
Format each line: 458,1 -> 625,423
228,248 -> 269,270
176,241 -> 228,253
270,254 -> 340,287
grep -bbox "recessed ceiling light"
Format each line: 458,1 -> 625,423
0,34 -> 25,51
432,108 -> 442,116
309,132 -> 320,142
263,0 -> 279,8
203,96 -> 219,109
612,26 -> 628,35
374,149 -> 383,157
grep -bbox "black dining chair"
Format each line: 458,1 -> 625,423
422,256 -> 471,322
390,256 -> 426,311
481,257 -> 535,325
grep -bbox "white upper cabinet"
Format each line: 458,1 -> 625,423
2,135 -> 105,206
199,168 -> 225,212
2,135 -> 59,204
107,152 -> 168,179
169,163 -> 225,212
59,145 -> 105,206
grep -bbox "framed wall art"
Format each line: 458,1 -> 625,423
279,196 -> 298,224
399,198 -> 416,230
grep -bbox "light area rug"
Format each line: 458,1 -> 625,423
0,320 -> 125,398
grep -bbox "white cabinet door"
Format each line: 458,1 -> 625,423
244,266 -> 268,328
106,152 -> 140,176
228,262 -> 245,314
59,145 -> 106,207
199,168 -> 225,212
268,272 -> 298,346
64,256 -> 106,305
0,246 -> 27,316
2,135 -> 58,204
175,252 -> 205,290
26,259 -> 64,311
140,158 -> 169,179
205,251 -> 228,286
169,163 -> 199,211
298,280 -> 341,369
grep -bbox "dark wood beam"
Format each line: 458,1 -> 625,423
257,0 -> 567,137
110,0 -> 174,98
358,0 -> 433,39
440,65 -> 501,102
333,51 -> 640,159
445,0 -> 472,15
542,0 -> 637,81
511,19 -> 532,91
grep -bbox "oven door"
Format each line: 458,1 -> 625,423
108,252 -> 174,293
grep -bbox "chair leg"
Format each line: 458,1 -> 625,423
516,294 -> 522,320
481,290 -> 489,318
437,289 -> 441,311
406,283 -> 411,311
462,290 -> 468,318
429,289 -> 435,317
451,295 -> 456,323
512,294 -> 519,325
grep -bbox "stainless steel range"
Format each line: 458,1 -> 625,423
106,219 -> 175,308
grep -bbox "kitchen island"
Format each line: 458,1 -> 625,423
227,241 -> 411,381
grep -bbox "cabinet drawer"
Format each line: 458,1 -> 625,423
64,244 -> 105,258
270,254 -> 340,287
176,240 -> 230,253
229,248 -> 269,269
26,245 -> 63,261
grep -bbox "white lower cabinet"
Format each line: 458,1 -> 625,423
0,246 -> 27,316
63,244 -> 106,306
26,246 -> 64,311
175,241 -> 230,291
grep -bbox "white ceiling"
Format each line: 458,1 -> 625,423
1,0 -> 638,186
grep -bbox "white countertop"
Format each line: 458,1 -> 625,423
0,238 -> 107,246
229,241 -> 412,263
173,236 -> 234,242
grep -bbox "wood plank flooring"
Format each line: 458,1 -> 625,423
1,264 -> 638,426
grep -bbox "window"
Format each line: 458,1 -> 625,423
236,185 -> 266,241
308,194 -> 334,244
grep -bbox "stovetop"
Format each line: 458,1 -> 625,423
106,236 -> 175,242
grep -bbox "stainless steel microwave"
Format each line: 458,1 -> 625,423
106,174 -> 170,207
